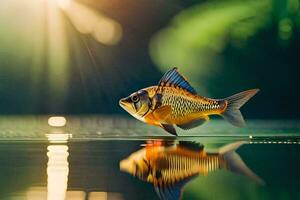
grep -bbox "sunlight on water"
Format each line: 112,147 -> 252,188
48,116 -> 67,127
3,136 -> 299,200
46,116 -> 71,143
0,116 -> 299,140
0,117 -> 299,199
46,133 -> 71,143
19,120 -> 127,200
47,127 -> 69,200
47,145 -> 69,200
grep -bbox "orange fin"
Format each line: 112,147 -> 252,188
153,105 -> 172,121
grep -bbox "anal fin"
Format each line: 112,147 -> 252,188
177,118 -> 207,130
154,175 -> 196,200
178,141 -> 204,151
161,124 -> 177,136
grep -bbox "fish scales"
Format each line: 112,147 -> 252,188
157,153 -> 221,185
161,87 -> 222,118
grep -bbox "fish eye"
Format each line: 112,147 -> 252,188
131,94 -> 139,102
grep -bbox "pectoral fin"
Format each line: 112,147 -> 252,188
153,105 -> 172,121
161,124 -> 177,136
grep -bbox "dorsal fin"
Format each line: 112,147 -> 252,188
158,67 -> 197,94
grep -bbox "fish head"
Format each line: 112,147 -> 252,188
119,148 -> 150,181
119,89 -> 151,121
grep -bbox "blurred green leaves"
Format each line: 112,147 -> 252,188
149,0 -> 299,95
279,18 -> 293,40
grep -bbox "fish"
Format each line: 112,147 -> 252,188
119,67 -> 259,135
120,140 -> 264,200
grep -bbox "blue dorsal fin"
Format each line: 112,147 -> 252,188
158,67 -> 197,94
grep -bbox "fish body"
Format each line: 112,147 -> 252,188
143,143 -> 223,186
119,67 -> 259,135
120,141 -> 264,200
142,86 -> 226,127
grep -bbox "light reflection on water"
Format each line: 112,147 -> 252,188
0,117 -> 300,140
0,117 -> 299,199
25,126 -> 125,200
47,145 -> 69,200
0,137 -> 299,200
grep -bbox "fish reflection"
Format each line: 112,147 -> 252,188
120,141 -> 264,200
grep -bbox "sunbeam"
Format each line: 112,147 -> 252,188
0,0 -> 123,111
56,0 -> 123,45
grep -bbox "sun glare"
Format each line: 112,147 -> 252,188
55,0 -> 123,45
0,0 -> 123,109
55,0 -> 72,11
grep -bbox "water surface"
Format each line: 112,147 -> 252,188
0,116 -> 299,200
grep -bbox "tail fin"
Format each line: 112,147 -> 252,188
219,141 -> 265,185
221,89 -> 259,127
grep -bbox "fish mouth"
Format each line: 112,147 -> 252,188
119,98 -> 125,107
119,96 -> 136,114
119,97 -> 133,109
119,97 -> 128,108
120,159 -> 133,174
